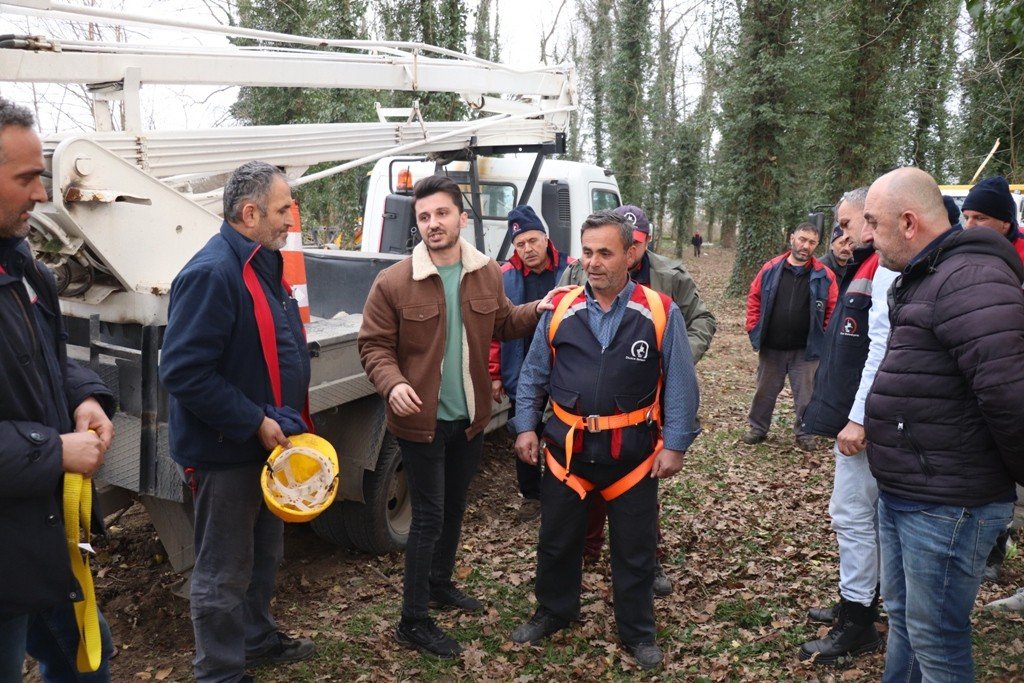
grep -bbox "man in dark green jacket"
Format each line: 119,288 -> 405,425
559,205 -> 716,595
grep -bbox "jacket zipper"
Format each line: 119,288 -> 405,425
897,416 -> 933,477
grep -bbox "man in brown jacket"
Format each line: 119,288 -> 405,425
359,175 -> 557,658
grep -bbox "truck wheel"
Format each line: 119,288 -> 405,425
342,434 -> 411,554
309,495 -> 355,549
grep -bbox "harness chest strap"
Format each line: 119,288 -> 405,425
64,472 -> 102,672
545,285 -> 668,499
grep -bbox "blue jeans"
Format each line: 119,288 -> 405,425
879,494 -> 1014,683
0,603 -> 113,682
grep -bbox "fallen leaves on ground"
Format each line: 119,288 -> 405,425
25,248 -> 1024,682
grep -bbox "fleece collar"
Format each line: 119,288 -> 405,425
411,238 -> 490,281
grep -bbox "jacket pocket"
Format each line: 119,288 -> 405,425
468,297 -> 498,315
545,382 -> 582,453
897,415 -> 933,477
613,390 -> 659,460
402,303 -> 441,322
835,295 -> 870,346
549,382 -> 580,412
399,303 -> 441,352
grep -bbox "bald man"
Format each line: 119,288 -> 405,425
864,167 -> 1024,682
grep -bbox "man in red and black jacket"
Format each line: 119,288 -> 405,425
744,222 -> 838,451
489,205 -> 573,523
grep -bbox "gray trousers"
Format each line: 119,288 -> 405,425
747,347 -> 817,437
183,462 -> 283,683
829,445 -> 880,606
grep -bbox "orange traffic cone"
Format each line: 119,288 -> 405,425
283,200 -> 310,324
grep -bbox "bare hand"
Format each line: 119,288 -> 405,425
61,431 -> 105,477
389,383 -> 423,417
536,285 -> 576,313
491,379 -> 505,403
837,421 -> 866,456
257,416 -> 292,451
74,397 -> 114,451
515,431 -> 539,465
650,448 -> 685,479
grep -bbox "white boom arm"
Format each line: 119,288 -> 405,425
0,0 -> 578,325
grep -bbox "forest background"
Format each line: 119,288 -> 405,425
233,0 -> 1024,293
6,0 -> 1024,292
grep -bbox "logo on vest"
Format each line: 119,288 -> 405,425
840,316 -> 858,336
627,340 -> 650,362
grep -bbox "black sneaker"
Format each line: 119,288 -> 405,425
511,608 -> 569,644
625,641 -> 663,669
245,633 -> 316,667
395,618 -> 463,658
429,584 -> 483,612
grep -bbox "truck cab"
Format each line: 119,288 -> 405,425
360,155 -> 621,261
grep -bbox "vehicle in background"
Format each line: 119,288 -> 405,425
360,155 -> 620,261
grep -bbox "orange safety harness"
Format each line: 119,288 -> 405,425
544,285 -> 667,501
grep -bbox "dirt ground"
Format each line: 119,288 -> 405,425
27,246 -> 1024,682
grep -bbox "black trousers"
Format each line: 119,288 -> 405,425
397,419 -> 483,622
534,454 -> 659,645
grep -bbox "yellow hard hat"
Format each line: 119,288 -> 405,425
261,433 -> 339,523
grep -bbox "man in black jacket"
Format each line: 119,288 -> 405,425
865,167 -> 1024,682
0,98 -> 116,680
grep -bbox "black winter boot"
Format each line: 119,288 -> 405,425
798,599 -> 883,665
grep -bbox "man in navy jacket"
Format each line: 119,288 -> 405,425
161,161 -> 315,683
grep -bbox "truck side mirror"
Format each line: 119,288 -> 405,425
380,194 -> 419,254
807,211 -> 825,243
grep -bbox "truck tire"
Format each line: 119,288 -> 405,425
342,433 -> 411,554
309,495 -> 356,549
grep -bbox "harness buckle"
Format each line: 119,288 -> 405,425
645,407 -> 655,425
585,415 -> 602,432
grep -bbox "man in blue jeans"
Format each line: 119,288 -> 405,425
864,167 -> 1024,681
0,97 -> 117,682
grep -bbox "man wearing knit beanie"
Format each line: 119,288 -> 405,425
961,176 -> 1024,263
491,205 -> 574,523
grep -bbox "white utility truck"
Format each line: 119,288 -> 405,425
0,0 -> 620,576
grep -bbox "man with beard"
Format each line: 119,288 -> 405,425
744,223 -> 838,451
359,175 -> 558,658
161,161 -> 316,682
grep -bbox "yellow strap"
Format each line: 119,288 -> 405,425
63,472 -> 102,673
